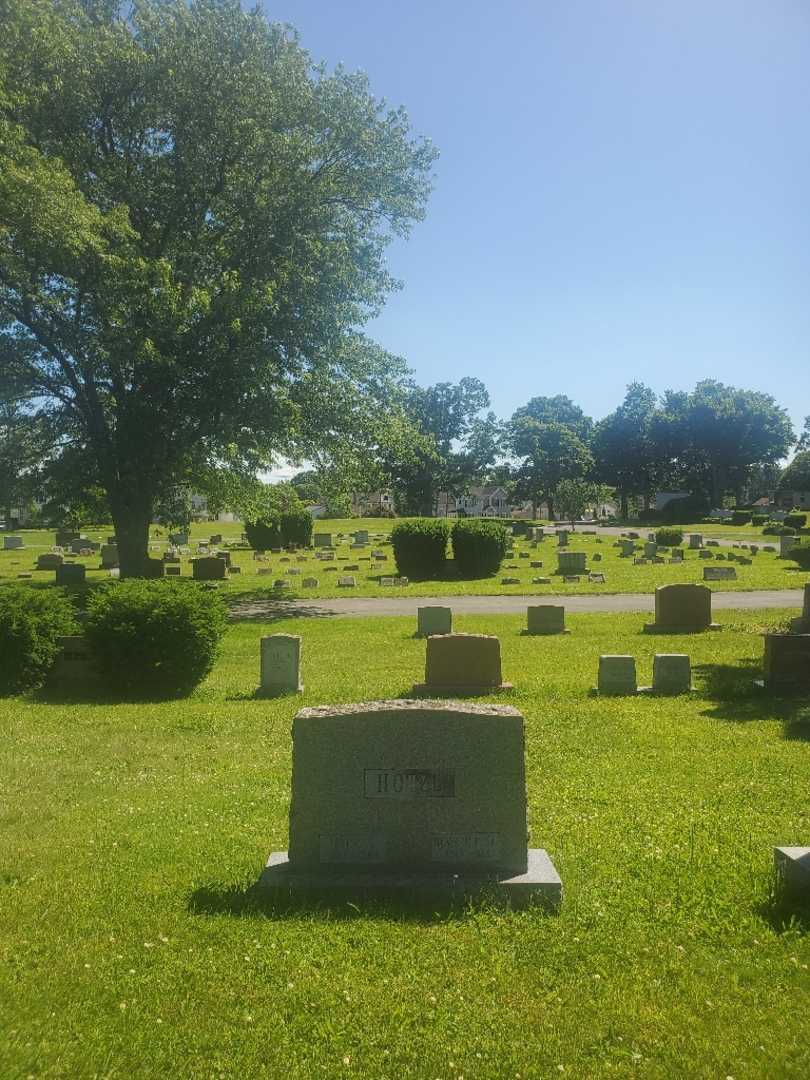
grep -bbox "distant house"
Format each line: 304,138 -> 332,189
189,493 -> 240,523
350,491 -> 395,516
436,486 -> 511,518
775,489 -> 810,511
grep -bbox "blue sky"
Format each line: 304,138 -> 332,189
264,0 -> 810,453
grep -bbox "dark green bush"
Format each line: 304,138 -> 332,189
0,585 -> 77,694
787,543 -> 810,570
659,494 -> 710,524
280,510 -> 313,547
84,581 -> 227,697
731,510 -> 752,526
763,524 -> 797,536
784,513 -> 807,530
452,519 -> 509,577
244,519 -> 282,550
751,514 -> 768,526
391,519 -> 449,578
654,527 -> 684,547
637,509 -> 661,523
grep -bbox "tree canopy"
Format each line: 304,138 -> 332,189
0,0 -> 436,572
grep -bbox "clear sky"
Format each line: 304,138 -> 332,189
263,0 -> 810,444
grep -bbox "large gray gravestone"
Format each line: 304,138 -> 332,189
597,656 -> 637,695
192,556 -> 226,580
314,533 -> 333,548
790,583 -> 810,634
557,530 -> 569,547
557,551 -> 586,575
37,553 -> 63,571
525,605 -> 568,635
3,536 -> 24,550
56,562 -> 86,586
688,533 -> 703,549
644,584 -> 717,633
650,654 -> 692,694
259,634 -> 302,694
774,847 -> 810,898
759,634 -> 810,691
100,544 -> 118,569
260,699 -> 561,907
413,634 -> 511,695
417,606 -> 452,637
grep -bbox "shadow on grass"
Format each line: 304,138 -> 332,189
757,888 -> 810,935
695,659 -> 810,741
187,880 -> 515,923
226,591 -> 339,622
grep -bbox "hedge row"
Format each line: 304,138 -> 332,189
0,581 -> 226,698
391,518 -> 509,578
245,511 -> 313,550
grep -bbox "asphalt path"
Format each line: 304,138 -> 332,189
229,589 -> 805,621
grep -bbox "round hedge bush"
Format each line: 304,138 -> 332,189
452,519 -> 508,577
84,580 -> 227,698
763,524 -> 797,536
245,511 -> 314,550
0,585 -> 77,694
391,519 -> 449,578
654,527 -> 684,547
784,513 -> 807,530
787,542 -> 810,570
244,519 -> 282,550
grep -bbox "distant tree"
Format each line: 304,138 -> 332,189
290,470 -> 323,506
592,383 -> 660,517
384,378 -> 500,516
0,0 -> 436,574
779,452 -> 810,494
554,479 -> 615,528
508,419 -> 593,519
0,400 -> 48,527
795,417 -> 810,454
510,395 -> 593,443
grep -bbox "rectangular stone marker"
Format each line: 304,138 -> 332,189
417,606 -> 452,637
165,565 -> 181,576
259,699 -> 561,908
46,635 -> 101,688
789,583 -> 810,633
209,534 -> 222,544
100,544 -> 118,569
597,655 -> 636,695
703,566 -> 737,581
644,542 -> 658,559
258,568 -> 273,576
619,540 -> 635,557
314,533 -> 333,548
413,634 -> 511,695
37,553 -> 63,570
557,550 -> 586,575
56,562 -> 86,586
3,536 -> 23,549
761,634 -> 810,690
338,575 -> 356,587
557,531 -> 569,547
688,533 -> 703,548
779,535 -> 798,558
650,654 -> 692,694
302,577 -> 319,588
192,556 -> 226,580
526,605 -> 567,635
588,573 -> 605,583
260,634 -> 302,694
774,847 -> 810,898
645,584 -> 716,633
354,530 -> 369,544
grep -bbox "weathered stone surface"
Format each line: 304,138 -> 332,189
3,536 -> 24,549
56,562 -> 86,586
165,565 -> 181,576
260,634 -> 302,694
302,577 -> 319,588
774,846 -> 810,897
37,553 -> 63,570
688,533 -> 703,548
557,551 -> 586,575
287,700 -> 528,873
192,556 -> 226,580
597,655 -> 636,695
619,540 -> 635,557
46,635 -> 100,687
703,566 -> 737,581
789,583 -> 810,633
651,654 -> 692,694
526,605 -> 567,635
100,544 -> 118,569
414,634 -> 510,694
313,533 -> 333,548
644,584 -> 715,633
338,575 -> 356,587
779,535 -> 798,558
644,542 -> 658,559
557,530 -> 569,547
762,634 -> 810,690
417,606 -> 452,637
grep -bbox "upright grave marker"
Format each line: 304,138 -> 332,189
644,584 -> 718,633
259,634 -> 303,695
413,634 -> 511,695
416,607 -> 453,638
525,605 -> 568,635
260,699 -> 562,907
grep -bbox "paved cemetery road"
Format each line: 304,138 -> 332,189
229,589 -> 805,621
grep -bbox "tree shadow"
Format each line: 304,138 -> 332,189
226,592 -> 338,622
757,883 -> 810,935
186,879 -> 535,923
694,659 -> 810,741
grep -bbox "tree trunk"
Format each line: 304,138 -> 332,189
620,492 -> 628,519
109,491 -> 153,578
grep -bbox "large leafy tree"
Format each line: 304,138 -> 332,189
506,396 -> 594,518
384,377 -> 500,516
0,398 -> 49,527
0,0 -> 436,574
651,381 -> 794,506
779,451 -> 810,494
592,382 -> 661,517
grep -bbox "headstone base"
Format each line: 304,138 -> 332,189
259,848 -> 561,910
774,846 -> 810,897
642,623 -> 720,634
411,681 -> 513,696
256,683 -> 304,697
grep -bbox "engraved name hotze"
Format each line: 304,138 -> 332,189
364,768 -> 455,799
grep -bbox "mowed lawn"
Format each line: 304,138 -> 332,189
1,610 -> 809,1079
2,522 -> 807,600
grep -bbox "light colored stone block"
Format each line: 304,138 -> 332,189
417,606 -> 452,637
651,654 -> 692,694
703,566 -> 737,581
260,634 -> 302,694
413,634 -> 511,695
774,846 -> 810,896
597,655 -> 637,695
526,605 -> 567,635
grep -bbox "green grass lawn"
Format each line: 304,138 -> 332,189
2,522 -> 807,601
1,609 -> 809,1078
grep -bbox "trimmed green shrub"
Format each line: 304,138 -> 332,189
84,581 -> 227,697
637,509 -> 660,523
280,510 -> 313,547
784,513 -> 807,530
452,519 -> 509,578
731,511 -> 752,526
391,519 -> 449,578
763,524 -> 797,536
654,527 -> 684,547
787,543 -> 810,570
0,585 -> 77,694
659,494 -> 710,524
244,519 -> 282,550
751,514 -> 768,526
